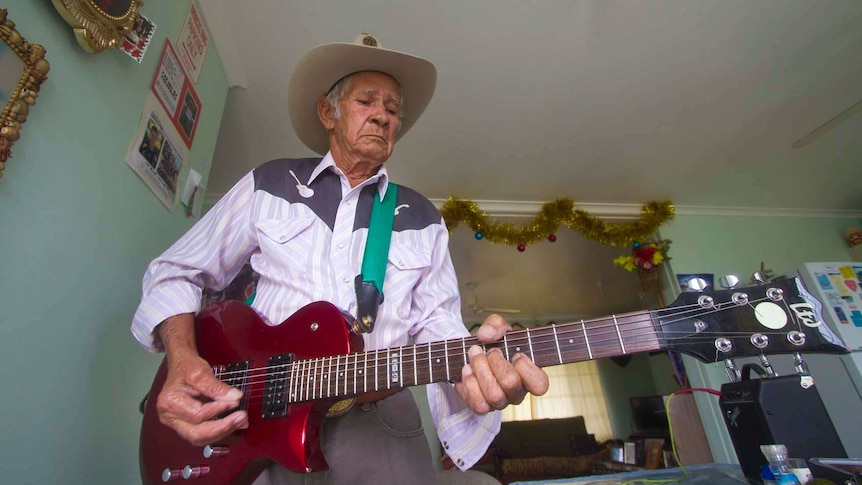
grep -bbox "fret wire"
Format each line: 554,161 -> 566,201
318,358 -> 323,399
330,355 -> 336,398
352,353 -> 358,395
306,359 -> 313,401
300,360 -> 307,402
462,338 -> 467,369
287,361 -> 295,403
552,325 -> 562,364
613,315 -> 626,354
374,349 -> 379,391
503,334 -> 510,361
311,358 -> 316,400
413,345 -> 417,386
428,342 -> 433,384
581,320 -> 592,360
386,349 -> 391,390
526,328 -> 534,362
363,351 -> 368,393
398,345 -> 408,388
325,357 -> 331,397
444,340 -> 450,382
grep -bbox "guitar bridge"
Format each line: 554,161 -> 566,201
262,353 -> 293,419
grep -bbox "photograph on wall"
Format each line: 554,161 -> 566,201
151,39 -> 202,147
119,13 -> 156,63
176,0 -> 209,84
126,96 -> 189,211
176,83 -> 201,146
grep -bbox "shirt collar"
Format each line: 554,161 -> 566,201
310,151 -> 391,200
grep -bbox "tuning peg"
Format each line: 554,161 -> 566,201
751,271 -> 766,285
724,359 -> 742,382
759,355 -> 777,377
686,277 -> 709,292
719,275 -> 740,289
792,352 -> 810,376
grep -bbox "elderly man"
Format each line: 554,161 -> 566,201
132,35 -> 548,484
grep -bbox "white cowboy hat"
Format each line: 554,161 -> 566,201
288,34 -> 437,155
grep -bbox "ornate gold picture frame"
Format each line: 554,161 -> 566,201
51,0 -> 141,53
0,9 -> 50,176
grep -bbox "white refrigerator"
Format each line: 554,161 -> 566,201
795,262 -> 862,458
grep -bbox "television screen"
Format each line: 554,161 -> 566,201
630,395 -> 670,434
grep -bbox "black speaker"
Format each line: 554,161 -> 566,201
719,374 -> 847,484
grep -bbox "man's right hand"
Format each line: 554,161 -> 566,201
155,314 -> 249,446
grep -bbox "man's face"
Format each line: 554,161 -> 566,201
327,71 -> 402,165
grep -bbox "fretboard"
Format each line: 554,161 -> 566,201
283,310 -> 661,404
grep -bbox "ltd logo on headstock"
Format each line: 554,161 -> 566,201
789,303 -> 822,328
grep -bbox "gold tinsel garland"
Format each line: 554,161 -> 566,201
440,197 -> 675,248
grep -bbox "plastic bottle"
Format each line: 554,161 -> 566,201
787,458 -> 813,485
760,444 -> 801,484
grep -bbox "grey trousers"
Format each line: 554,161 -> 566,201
252,390 -> 437,485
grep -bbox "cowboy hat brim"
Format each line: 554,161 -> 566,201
288,40 -> 437,155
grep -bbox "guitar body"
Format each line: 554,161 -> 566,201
140,301 -> 363,485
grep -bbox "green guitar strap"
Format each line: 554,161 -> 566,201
354,183 -> 399,334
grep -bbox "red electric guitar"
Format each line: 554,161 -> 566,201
139,277 -> 848,484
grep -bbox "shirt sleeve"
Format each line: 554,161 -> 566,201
131,172 -> 258,352
408,218 -> 502,470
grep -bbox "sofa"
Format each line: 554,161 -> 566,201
472,416 -> 609,484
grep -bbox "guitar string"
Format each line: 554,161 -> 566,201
218,296 -> 783,397
214,294 -> 811,403
214,290 -> 788,383
213,292 -> 796,394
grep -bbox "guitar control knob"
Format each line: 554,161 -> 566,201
182,465 -> 211,480
203,445 -> 230,458
161,468 -> 182,482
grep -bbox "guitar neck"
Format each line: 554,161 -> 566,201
286,310 -> 661,403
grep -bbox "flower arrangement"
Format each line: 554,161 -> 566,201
613,239 -> 672,273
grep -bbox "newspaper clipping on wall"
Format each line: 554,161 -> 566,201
126,95 -> 189,211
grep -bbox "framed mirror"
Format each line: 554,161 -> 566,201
0,9 -> 50,177
51,0 -> 140,53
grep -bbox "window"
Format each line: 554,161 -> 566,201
501,360 -> 613,442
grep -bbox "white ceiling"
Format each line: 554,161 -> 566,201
199,0 -> 862,324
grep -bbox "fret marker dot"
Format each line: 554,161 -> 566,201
359,370 -> 363,374
569,339 -> 574,344
436,359 -> 441,363
516,347 -> 521,352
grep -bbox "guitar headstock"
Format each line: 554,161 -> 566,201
657,277 -> 849,363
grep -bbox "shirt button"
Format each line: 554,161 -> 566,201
443,442 -> 449,450
456,458 -> 464,467
338,243 -> 344,249
343,277 -> 351,284
345,201 -> 352,206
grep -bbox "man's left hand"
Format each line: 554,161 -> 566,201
454,314 -> 550,414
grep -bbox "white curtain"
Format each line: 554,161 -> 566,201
501,360 -> 614,442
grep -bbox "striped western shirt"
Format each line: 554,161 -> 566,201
131,153 -> 500,470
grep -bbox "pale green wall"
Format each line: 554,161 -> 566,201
0,2 -> 229,484
660,214 -> 860,463
598,354 -> 659,439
